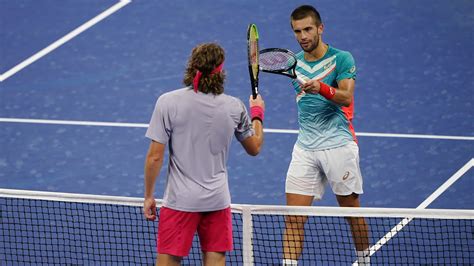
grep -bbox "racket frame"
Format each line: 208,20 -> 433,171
247,24 -> 260,99
259,48 -> 306,84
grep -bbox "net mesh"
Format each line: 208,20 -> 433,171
1,189 -> 473,265
252,214 -> 473,265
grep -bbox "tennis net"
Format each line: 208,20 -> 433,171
1,189 -> 473,265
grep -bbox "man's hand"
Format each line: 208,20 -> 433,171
249,94 -> 265,110
301,79 -> 321,94
143,197 -> 157,221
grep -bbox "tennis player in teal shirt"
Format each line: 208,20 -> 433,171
282,5 -> 371,265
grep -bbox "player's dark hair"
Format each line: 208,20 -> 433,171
290,5 -> 322,27
183,43 -> 226,95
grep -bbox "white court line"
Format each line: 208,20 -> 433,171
267,129 -> 474,140
352,158 -> 474,265
0,0 -> 132,82
355,132 -> 474,141
0,117 -> 473,141
0,117 -> 148,128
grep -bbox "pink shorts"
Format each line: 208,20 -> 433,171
157,207 -> 233,257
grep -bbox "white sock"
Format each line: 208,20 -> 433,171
282,259 -> 298,265
356,248 -> 371,265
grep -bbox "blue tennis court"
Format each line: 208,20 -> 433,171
1,1 -> 473,265
1,0 -> 473,211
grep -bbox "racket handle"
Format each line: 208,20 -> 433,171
296,76 -> 306,85
252,87 -> 258,99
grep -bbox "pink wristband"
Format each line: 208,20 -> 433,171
250,106 -> 264,123
318,81 -> 336,100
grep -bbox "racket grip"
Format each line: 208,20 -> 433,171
252,87 -> 258,99
296,76 -> 306,85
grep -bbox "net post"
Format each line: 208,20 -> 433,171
241,206 -> 254,266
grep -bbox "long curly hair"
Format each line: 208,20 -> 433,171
183,43 -> 226,95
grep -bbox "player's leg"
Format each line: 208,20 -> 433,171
336,194 -> 370,264
156,207 -> 200,266
325,142 -> 370,264
198,207 -> 232,266
202,252 -> 226,266
283,144 -> 324,264
283,193 -> 314,263
156,254 -> 182,266
336,194 -> 370,251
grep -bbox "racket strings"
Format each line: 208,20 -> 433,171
249,34 -> 259,78
259,52 -> 296,71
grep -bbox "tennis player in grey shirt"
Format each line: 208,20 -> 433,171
143,43 -> 265,266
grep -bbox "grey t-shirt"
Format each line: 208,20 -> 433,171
146,87 -> 254,212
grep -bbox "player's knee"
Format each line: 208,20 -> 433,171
203,252 -> 225,266
157,254 -> 182,266
336,193 -> 360,208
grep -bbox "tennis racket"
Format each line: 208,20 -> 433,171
259,48 -> 306,84
247,23 -> 259,99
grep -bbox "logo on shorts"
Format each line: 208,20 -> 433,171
342,171 -> 350,180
